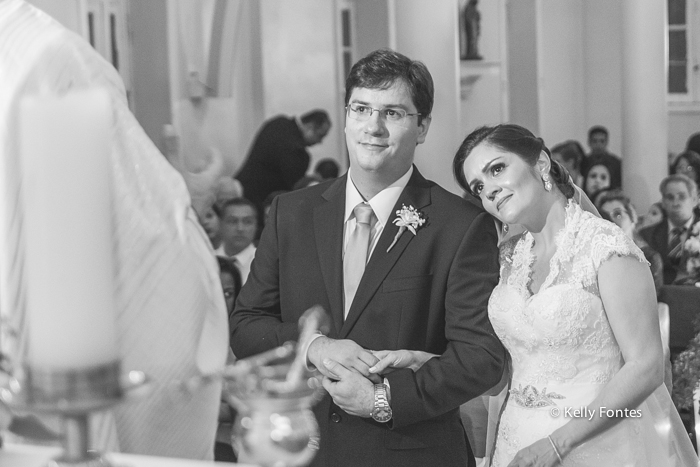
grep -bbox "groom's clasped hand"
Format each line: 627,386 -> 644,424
307,336 -> 380,418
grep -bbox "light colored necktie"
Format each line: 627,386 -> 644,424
344,203 -> 375,318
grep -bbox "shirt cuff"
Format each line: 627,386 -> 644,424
302,332 -> 324,371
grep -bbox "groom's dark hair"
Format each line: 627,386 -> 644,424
344,48 -> 434,125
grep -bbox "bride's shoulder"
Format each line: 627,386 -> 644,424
578,211 -> 624,240
575,212 -> 645,266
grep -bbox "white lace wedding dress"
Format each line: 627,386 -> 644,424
488,201 -> 697,466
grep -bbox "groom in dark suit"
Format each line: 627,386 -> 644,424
230,49 -> 505,467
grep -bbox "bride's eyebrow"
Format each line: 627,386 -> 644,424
479,157 -> 502,177
468,157 -> 501,192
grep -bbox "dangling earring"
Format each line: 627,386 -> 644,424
502,223 -> 509,234
542,173 -> 552,192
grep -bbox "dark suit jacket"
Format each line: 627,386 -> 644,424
230,168 -> 505,467
640,216 -> 699,284
236,116 -> 310,209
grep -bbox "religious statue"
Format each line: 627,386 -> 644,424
462,0 -> 483,60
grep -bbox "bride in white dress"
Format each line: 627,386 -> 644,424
372,124 -> 697,466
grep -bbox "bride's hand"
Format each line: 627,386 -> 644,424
506,438 -> 561,467
368,350 -> 438,374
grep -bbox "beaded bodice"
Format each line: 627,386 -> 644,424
489,201 -> 646,388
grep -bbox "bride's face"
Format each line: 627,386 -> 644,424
462,143 -> 542,225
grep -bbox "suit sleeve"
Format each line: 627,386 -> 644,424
229,196 -> 298,358
385,211 -> 506,429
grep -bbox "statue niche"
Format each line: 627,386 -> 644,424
460,0 -> 482,61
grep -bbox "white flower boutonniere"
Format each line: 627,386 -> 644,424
386,205 -> 426,252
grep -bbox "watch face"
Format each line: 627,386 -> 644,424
372,408 -> 392,423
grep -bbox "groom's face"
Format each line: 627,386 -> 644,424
345,81 -> 430,183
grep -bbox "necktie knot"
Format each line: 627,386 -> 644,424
353,203 -> 374,226
672,226 -> 687,237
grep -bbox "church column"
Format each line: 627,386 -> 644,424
620,0 -> 668,211
389,0 -> 462,194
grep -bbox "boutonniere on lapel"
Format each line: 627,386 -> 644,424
387,205 -> 426,252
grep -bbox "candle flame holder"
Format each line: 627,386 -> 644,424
0,360 -> 150,466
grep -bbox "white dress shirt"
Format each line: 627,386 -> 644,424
215,242 -> 257,284
343,166 -> 414,262
303,166 -> 413,368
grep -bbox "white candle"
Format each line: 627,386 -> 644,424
20,89 -> 118,371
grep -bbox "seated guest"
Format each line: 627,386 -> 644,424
686,132 -> 700,156
592,187 -> 616,212
314,158 -> 341,180
598,190 -> 663,293
196,202 -> 222,249
215,198 -> 258,284
217,256 -> 242,319
551,140 -> 585,188
639,202 -> 665,230
671,150 -> 700,187
214,256 -> 242,462
582,154 -> 620,198
640,174 -> 700,285
582,125 -> 622,188
214,176 -> 244,205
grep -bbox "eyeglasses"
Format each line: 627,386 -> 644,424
346,104 -> 421,128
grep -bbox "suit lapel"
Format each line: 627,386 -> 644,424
340,168 -> 432,338
314,177 -> 347,336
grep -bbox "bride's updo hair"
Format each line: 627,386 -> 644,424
453,124 -> 575,199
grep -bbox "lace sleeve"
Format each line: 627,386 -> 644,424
590,220 -> 647,271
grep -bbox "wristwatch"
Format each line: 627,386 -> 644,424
370,383 -> 392,423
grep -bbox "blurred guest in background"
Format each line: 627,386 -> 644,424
598,190 -> 663,293
314,157 -> 341,180
640,174 -> 700,285
586,125 -> 612,155
214,176 -> 244,205
213,256 -> 242,462
582,125 -> 622,189
217,256 -> 242,319
196,202 -> 222,250
582,154 -> 620,199
551,140 -> 585,188
670,150 -> 700,187
236,109 -> 331,216
686,132 -> 700,156
639,202 -> 665,230
215,198 -> 258,284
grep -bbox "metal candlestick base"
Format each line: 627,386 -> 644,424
223,343 -> 324,467
0,361 -> 149,467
